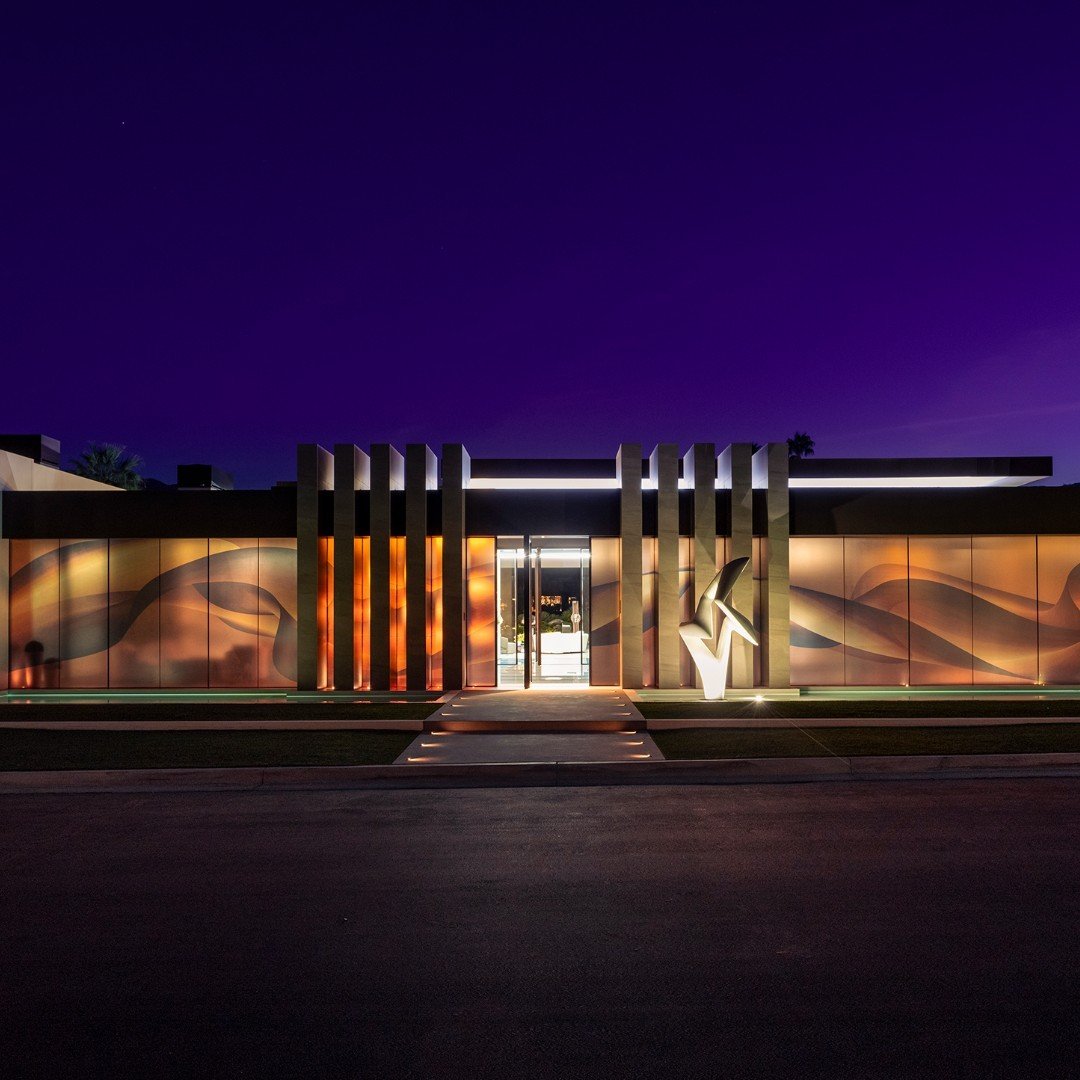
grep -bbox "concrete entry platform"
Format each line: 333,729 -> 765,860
430,687 -> 644,732
402,688 -> 660,763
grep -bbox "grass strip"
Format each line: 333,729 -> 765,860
0,701 -> 441,723
652,723 -> 1080,759
0,729 -> 417,771
637,699 -> 1080,721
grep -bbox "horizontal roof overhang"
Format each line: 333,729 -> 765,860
467,456 -> 1053,490
787,456 -> 1052,489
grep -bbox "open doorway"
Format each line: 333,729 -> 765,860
496,538 -> 590,687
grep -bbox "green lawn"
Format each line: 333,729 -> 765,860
651,723 -> 1080,759
0,700 -> 441,723
0,729 -> 417,771
637,699 -> 1080,721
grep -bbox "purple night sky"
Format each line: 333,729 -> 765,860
5,3 -> 1080,488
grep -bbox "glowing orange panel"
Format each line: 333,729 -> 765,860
427,536 -> 443,690
354,537 -> 371,690
971,536 -> 1037,685
390,537 -> 406,690
207,539 -> 260,687
679,537 -> 694,687
57,540 -> 110,688
589,537 -> 620,686
465,537 -> 496,687
258,538 -> 298,687
843,537 -> 909,686
319,537 -> 334,690
908,537 -> 973,685
159,538 -> 209,687
1037,535 -> 1080,684
789,537 -> 845,686
108,539 -> 161,687
752,537 -> 763,685
715,536 -> 729,572
641,537 -> 657,688
9,540 -> 60,690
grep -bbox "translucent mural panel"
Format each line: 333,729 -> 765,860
843,537 -> 909,686
109,538 -> 161,687
159,539 -> 209,688
354,537 -> 371,690
466,536 -> 496,687
9,539 -> 60,690
971,536 -> 1038,684
642,538 -> 657,688
0,539 -> 8,690
390,536 -> 406,691
752,537 -> 763,686
207,539 -> 260,687
679,537 -> 694,687
258,538 -> 298,688
715,537 -> 728,574
589,537 -> 620,686
427,536 -> 443,690
58,540 -> 109,688
789,537 -> 845,686
908,537 -> 973,685
1036,535 -> 1080,684
319,537 -> 334,690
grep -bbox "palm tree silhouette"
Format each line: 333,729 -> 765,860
787,432 -> 816,459
71,442 -> 145,489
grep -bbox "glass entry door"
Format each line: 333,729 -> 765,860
496,538 -> 590,687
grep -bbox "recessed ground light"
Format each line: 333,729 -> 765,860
754,695 -> 764,702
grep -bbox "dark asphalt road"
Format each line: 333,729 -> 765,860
3,779 -> 1079,1079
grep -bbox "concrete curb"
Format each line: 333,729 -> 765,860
3,752 -> 1080,794
0,720 -> 425,731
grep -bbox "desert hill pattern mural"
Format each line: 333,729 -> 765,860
8,539 -> 298,689
791,536 -> 1080,685
7,533 -> 1080,689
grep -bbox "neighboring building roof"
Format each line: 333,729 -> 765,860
0,447 -> 119,493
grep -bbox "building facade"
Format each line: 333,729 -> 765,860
2,440 -> 1078,693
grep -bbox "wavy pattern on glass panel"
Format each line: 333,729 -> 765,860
791,558 -> 1080,684
8,541 -> 297,686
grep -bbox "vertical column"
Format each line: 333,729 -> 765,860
650,443 -> 680,688
0,534 -> 9,692
617,443 -> 643,688
369,444 -> 404,691
753,443 -> 791,688
718,442 -> 754,688
297,443 -> 333,691
441,444 -> 470,691
405,445 -> 437,691
333,444 -> 370,691
683,443 -> 716,688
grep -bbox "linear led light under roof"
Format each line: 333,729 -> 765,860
469,476 -> 1043,491
788,476 -> 1044,489
469,478 -> 621,490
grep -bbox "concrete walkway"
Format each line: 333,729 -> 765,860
398,687 -> 661,764
432,686 -> 642,726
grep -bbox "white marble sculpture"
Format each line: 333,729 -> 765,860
678,557 -> 759,700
